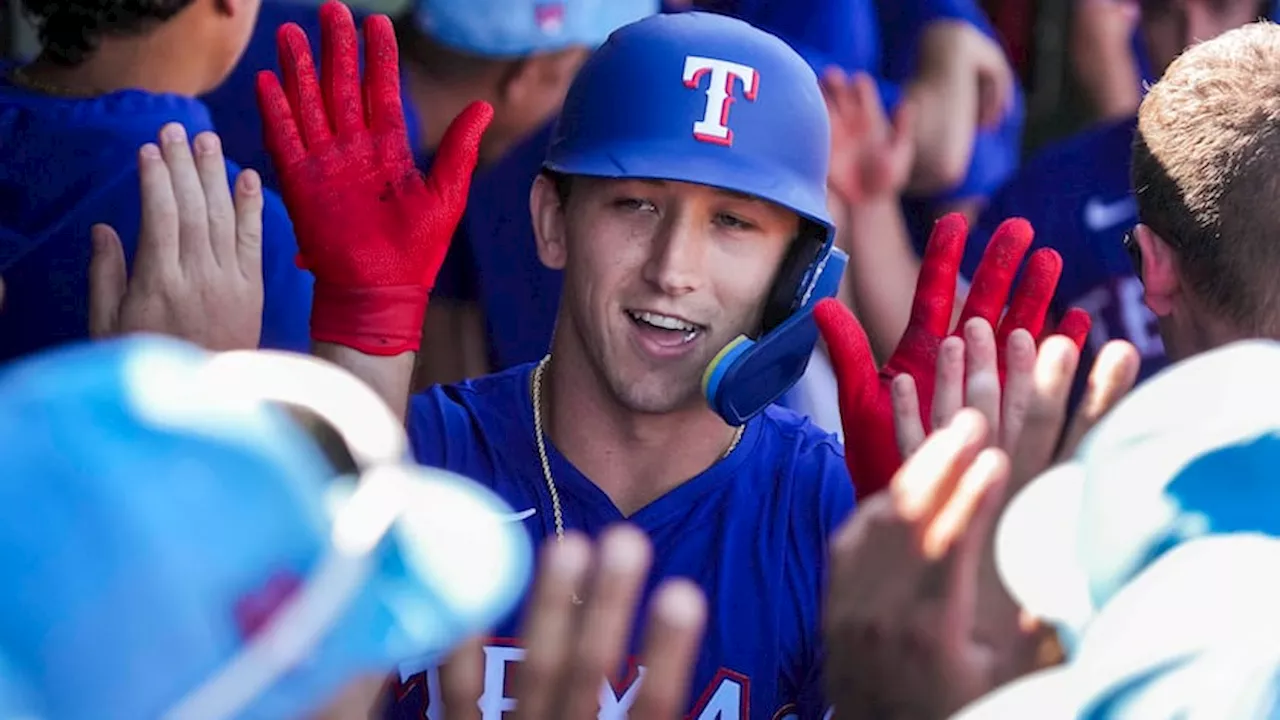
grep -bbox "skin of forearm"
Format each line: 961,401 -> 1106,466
904,34 -> 981,195
313,342 -> 417,422
840,198 -> 919,363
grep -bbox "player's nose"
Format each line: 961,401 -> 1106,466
641,213 -> 708,297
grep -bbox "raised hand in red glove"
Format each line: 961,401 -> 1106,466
256,0 -> 492,355
816,213 -> 1092,500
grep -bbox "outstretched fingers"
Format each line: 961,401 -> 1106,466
362,13 -> 407,136
910,213 -> 967,338
255,70 -> 305,166
319,0 -> 365,136
276,22 -> 333,149
996,248 -> 1062,347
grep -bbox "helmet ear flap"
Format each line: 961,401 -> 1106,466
703,245 -> 848,426
760,222 -> 828,335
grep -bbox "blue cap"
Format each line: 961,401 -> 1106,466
995,339 -> 1280,655
0,336 -> 532,720
545,11 -> 834,240
953,535 -> 1280,719
413,0 -> 657,57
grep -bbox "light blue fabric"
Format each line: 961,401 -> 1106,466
414,0 -> 657,56
0,336 -> 531,720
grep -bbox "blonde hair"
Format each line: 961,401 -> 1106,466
1132,21 -> 1280,332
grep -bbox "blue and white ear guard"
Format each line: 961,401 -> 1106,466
703,244 -> 849,426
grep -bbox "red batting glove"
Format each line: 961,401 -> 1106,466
255,1 -> 492,355
816,213 -> 1092,500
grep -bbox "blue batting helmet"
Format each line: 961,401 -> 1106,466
545,10 -> 834,239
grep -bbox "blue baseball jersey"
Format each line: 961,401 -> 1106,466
203,0 -> 421,192
0,68 -> 312,360
962,117 -> 1168,394
387,363 -> 856,719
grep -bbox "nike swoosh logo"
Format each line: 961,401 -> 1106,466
1083,196 -> 1137,233
504,508 -> 537,522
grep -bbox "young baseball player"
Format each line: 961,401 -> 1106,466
423,0 -> 1026,387
251,3 -> 1074,715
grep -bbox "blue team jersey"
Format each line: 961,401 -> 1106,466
203,0 -> 421,191
0,69 -> 312,360
388,363 -> 856,719
963,117 -> 1168,395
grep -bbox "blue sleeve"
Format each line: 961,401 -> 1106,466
431,225 -> 478,303
405,385 -> 484,472
253,180 -> 314,353
406,389 -> 448,469
791,441 -> 856,716
736,0 -> 882,75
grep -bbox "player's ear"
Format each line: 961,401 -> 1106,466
531,173 -> 568,270
212,0 -> 243,17
1134,223 -> 1180,316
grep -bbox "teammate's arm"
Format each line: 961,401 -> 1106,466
255,3 -> 490,420
901,20 -> 1013,196
824,69 -> 967,363
872,0 -> 1016,197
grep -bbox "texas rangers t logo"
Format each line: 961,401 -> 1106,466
682,55 -> 760,146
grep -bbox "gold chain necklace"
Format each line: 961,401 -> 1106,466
8,66 -> 96,98
529,354 -> 745,545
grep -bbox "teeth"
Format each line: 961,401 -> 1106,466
631,310 -> 696,332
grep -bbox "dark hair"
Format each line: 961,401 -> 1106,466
1131,21 -> 1280,333
393,12 -> 513,84
22,0 -> 195,65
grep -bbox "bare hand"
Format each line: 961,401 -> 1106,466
887,324 -> 1141,687
890,318 -> 1039,459
825,409 -> 1017,717
894,324 -> 1141,493
823,69 -> 915,206
438,527 -> 707,720
89,123 -> 265,350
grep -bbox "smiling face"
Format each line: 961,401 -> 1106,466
532,174 -> 801,414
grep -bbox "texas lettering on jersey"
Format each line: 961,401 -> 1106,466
1068,275 -> 1165,362
388,639 -> 778,719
